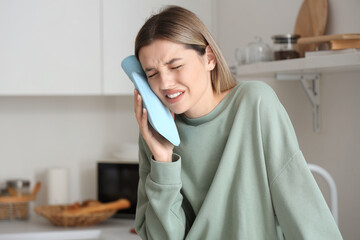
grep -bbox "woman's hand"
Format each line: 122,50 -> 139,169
134,89 -> 174,162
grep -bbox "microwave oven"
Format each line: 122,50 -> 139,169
97,162 -> 139,218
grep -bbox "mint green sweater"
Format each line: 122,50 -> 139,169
135,81 -> 342,239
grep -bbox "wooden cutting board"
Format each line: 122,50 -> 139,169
298,34 -> 360,50
294,0 -> 328,55
298,34 -> 360,44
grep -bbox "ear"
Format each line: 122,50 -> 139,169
204,45 -> 216,71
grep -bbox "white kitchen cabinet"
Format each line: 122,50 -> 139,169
101,0 -> 145,95
0,0 -> 217,95
102,0 -> 218,95
0,0 -> 101,95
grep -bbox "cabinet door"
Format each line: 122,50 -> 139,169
102,0 -> 145,95
102,0 -> 217,95
0,0 -> 101,95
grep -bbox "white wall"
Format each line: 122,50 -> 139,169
218,0 -> 360,239
0,96 -> 139,204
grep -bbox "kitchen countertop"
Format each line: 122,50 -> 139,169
0,214 -> 141,240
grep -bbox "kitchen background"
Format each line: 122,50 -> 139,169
0,0 -> 359,239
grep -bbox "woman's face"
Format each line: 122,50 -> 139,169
138,39 -> 216,118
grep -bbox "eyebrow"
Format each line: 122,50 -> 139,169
144,58 -> 183,73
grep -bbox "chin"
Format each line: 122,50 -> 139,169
171,109 -> 185,115
169,106 -> 187,115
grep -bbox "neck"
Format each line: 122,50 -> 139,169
184,88 -> 232,119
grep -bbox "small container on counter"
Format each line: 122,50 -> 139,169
245,36 -> 272,64
46,167 -> 70,205
272,34 -> 300,60
0,179 -> 31,221
6,179 -> 30,196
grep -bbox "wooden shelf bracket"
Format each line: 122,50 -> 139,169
276,73 -> 321,132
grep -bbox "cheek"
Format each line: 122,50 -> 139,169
150,82 -> 174,106
148,80 -> 162,98
179,67 -> 199,85
183,64 -> 207,88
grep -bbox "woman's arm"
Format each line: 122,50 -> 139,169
135,136 -> 187,240
256,82 -> 342,239
270,151 -> 342,239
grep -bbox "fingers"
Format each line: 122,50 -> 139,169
134,89 -> 142,124
141,108 -> 151,138
134,89 -> 150,139
133,89 -> 174,162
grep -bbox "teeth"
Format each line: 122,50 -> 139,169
167,92 -> 182,99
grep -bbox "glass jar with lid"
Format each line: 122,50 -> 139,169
245,36 -> 272,64
6,179 -> 30,196
272,34 -> 300,60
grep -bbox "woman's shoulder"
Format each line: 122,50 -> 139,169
237,80 -> 274,93
233,80 -> 278,103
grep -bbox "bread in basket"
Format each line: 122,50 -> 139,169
35,198 -> 130,227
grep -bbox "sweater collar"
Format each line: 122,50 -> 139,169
177,83 -> 242,126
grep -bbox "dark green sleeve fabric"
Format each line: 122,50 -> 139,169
135,136 -> 186,240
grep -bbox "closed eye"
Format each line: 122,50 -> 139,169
147,72 -> 158,79
171,65 -> 183,70
147,65 -> 182,78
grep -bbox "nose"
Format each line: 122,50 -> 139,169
159,71 -> 176,90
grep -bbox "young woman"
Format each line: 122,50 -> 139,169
132,5 -> 342,240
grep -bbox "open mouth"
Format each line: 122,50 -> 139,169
164,91 -> 184,104
166,92 -> 183,99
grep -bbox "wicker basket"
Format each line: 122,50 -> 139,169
34,198 -> 130,227
0,202 -> 29,220
34,205 -> 116,227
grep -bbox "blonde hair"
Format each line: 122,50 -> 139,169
135,6 -> 236,94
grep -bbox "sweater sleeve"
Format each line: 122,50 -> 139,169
270,151 -> 342,239
135,136 -> 187,240
256,82 -> 342,239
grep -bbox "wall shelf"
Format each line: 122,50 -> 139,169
236,51 -> 360,78
236,51 -> 360,132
